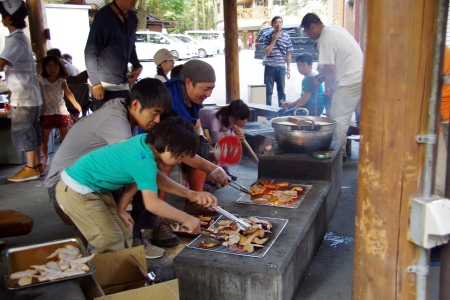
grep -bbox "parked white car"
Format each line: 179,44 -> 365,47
170,34 -> 216,58
169,35 -> 197,58
135,31 -> 192,61
185,30 -> 224,54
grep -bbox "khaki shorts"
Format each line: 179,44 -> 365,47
55,180 -> 132,253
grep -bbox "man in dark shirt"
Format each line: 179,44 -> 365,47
85,0 -> 142,111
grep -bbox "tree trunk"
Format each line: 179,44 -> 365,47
202,0 -> 205,29
26,0 -> 47,72
207,0 -> 210,30
137,0 -> 147,30
223,0 -> 239,103
194,0 -> 198,30
352,0 -> 440,299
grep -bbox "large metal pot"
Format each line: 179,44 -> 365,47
271,115 -> 337,154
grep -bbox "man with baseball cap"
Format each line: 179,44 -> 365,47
0,0 -> 44,182
153,48 -> 177,82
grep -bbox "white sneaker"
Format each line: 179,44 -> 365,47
133,237 -> 165,259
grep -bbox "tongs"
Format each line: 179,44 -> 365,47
213,205 -> 252,231
130,255 -> 157,285
200,228 -> 228,241
228,180 -> 253,195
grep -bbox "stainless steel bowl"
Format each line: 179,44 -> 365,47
271,116 -> 337,154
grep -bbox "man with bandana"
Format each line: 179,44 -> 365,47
162,60 -> 229,212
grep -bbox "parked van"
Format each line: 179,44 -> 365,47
170,34 -> 216,58
254,25 -> 317,61
135,31 -> 192,61
185,30 -> 224,53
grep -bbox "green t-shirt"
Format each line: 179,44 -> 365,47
64,134 -> 158,193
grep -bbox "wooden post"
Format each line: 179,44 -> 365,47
223,0 -> 239,103
26,0 -> 47,62
352,0 -> 439,299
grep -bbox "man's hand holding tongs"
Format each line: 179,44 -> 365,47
186,190 -> 218,211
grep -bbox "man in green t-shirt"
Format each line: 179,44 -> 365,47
55,117 -> 216,253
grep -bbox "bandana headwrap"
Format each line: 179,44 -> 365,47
180,59 -> 216,82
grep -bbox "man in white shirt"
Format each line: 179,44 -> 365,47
301,13 -> 363,160
0,0 -> 44,181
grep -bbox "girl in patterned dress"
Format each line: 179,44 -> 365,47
39,55 -> 81,168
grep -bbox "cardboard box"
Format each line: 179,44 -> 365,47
81,246 -> 179,300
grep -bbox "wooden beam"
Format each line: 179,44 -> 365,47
352,0 -> 439,299
223,0 -> 239,103
26,0 -> 47,62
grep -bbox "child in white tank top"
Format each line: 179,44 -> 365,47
39,55 -> 81,168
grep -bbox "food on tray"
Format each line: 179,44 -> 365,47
9,244 -> 94,286
249,180 -> 304,205
10,270 -> 37,280
249,184 -> 266,195
247,216 -> 273,230
198,215 -> 214,228
269,190 -> 298,202
170,215 -> 215,233
201,216 -> 273,253
199,241 -> 219,248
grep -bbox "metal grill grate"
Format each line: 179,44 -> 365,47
187,216 -> 288,258
236,184 -> 312,209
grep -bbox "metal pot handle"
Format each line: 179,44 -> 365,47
286,116 -> 317,130
293,107 -> 309,116
297,118 -> 316,130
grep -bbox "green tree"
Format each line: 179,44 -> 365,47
147,0 -> 187,19
139,0 -> 190,33
136,0 -> 214,34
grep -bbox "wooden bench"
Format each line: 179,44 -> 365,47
0,210 -> 34,238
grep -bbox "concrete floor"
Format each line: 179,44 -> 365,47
0,139 -> 441,299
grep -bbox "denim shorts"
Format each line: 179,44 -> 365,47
10,105 -> 42,151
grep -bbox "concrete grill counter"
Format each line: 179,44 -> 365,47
174,143 -> 343,300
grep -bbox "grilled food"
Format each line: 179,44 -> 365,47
200,216 -> 272,253
249,180 -> 304,205
10,245 -> 94,286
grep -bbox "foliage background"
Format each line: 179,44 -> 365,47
142,0 -> 215,33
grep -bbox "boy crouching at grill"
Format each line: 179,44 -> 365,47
55,117 -> 215,253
